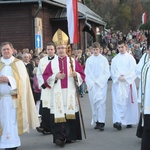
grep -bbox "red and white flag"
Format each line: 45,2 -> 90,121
142,12 -> 146,24
66,0 -> 78,44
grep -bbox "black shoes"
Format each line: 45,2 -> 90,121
94,122 -> 99,129
113,123 -> 132,130
36,127 -> 51,135
126,124 -> 132,128
113,122 -> 122,130
80,94 -> 83,98
36,127 -> 44,133
55,139 -> 65,147
42,130 -> 51,135
65,140 -> 72,143
55,139 -> 73,147
94,122 -> 105,131
99,123 -> 105,131
5,147 -> 18,150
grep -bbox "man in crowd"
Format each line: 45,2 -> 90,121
111,40 -> 138,130
85,42 -> 110,131
42,29 -> 85,147
22,53 -> 34,92
133,44 -> 142,64
0,42 -> 39,150
36,42 -> 57,135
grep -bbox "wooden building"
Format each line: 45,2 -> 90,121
0,0 -> 106,51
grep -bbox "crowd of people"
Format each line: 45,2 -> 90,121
0,28 -> 150,150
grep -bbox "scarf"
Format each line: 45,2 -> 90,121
141,53 -> 150,125
51,56 -> 76,123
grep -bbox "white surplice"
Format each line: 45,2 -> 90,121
37,55 -> 57,108
85,54 -> 110,125
0,56 -> 21,148
111,52 -> 138,125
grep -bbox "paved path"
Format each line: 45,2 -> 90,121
19,80 -> 141,150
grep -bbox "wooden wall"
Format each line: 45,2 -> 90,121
33,3 -> 58,49
0,3 -> 58,50
0,3 -> 34,50
0,2 -> 98,51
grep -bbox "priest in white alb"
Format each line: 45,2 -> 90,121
111,40 -> 138,130
0,42 -> 39,150
85,42 -> 110,131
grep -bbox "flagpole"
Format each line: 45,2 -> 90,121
66,0 -> 86,139
68,44 -> 86,139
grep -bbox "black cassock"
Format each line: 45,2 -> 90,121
141,115 -> 150,150
25,63 -> 34,85
50,112 -> 82,143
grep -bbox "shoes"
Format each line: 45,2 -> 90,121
36,127 -> 44,133
42,130 -> 51,135
80,94 -> 83,98
11,148 -> 17,150
36,127 -> 51,135
55,139 -> 65,147
94,122 -> 99,129
98,123 -> 105,131
65,140 -> 72,143
126,124 -> 132,128
94,124 -> 99,129
5,147 -> 18,150
94,122 -> 105,131
113,122 -> 122,130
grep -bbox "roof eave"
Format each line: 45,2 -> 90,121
0,0 -> 66,7
79,15 -> 106,26
86,17 -> 106,26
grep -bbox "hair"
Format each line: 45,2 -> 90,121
42,48 -> 46,52
0,42 -> 14,50
33,56 -> 40,61
46,42 -> 55,48
32,55 -> 39,60
39,52 -> 46,59
117,40 -> 127,45
89,46 -> 93,49
92,42 -> 100,48
22,52 -> 30,59
16,55 -> 22,60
